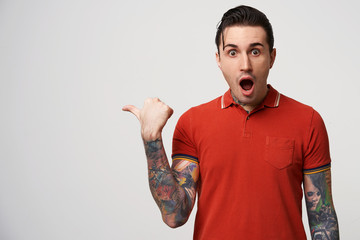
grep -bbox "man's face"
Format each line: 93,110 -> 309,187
216,25 -> 276,109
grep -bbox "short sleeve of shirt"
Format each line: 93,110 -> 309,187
303,109 -> 331,173
172,110 -> 198,162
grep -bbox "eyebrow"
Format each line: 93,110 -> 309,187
223,42 -> 265,51
223,43 -> 238,50
250,42 -> 264,48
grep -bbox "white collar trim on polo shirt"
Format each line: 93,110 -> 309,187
274,91 -> 280,107
220,90 -> 281,109
221,94 -> 225,109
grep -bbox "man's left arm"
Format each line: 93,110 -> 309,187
304,169 -> 339,239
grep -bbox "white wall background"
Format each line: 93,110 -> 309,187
0,0 -> 359,239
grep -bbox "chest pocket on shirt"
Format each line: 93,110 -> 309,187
265,137 -> 294,169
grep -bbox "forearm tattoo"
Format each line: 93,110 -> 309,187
304,170 -> 339,239
144,139 -> 198,226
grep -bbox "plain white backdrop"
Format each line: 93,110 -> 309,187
0,0 -> 359,239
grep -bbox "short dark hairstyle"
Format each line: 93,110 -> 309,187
215,5 -> 274,54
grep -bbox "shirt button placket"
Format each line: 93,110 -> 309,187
243,114 -> 251,139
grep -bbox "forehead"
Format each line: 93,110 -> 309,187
221,25 -> 268,48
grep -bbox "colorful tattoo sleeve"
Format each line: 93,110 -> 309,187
144,139 -> 199,227
304,169 -> 339,239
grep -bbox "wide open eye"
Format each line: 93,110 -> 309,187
251,49 -> 260,56
229,50 -> 237,57
307,192 -> 314,197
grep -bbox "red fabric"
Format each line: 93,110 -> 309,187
172,85 -> 331,240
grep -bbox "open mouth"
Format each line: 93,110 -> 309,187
240,79 -> 254,91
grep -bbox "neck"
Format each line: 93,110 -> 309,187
231,96 -> 255,113
231,88 -> 269,113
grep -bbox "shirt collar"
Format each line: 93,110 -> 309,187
220,84 -> 281,109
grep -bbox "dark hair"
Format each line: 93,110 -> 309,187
215,5 -> 274,54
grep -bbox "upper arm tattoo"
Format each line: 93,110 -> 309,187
304,170 -> 339,240
172,159 -> 199,206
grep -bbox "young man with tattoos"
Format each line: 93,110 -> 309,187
123,5 -> 339,240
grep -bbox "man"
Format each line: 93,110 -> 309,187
123,5 -> 339,240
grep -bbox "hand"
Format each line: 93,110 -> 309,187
122,98 -> 174,141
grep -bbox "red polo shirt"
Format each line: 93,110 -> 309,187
172,85 -> 331,240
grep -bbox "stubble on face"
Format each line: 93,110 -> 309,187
216,26 -> 275,112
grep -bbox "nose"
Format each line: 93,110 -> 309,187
240,54 -> 252,72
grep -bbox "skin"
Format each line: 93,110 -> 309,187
304,170 -> 339,239
216,25 -> 276,112
122,98 -> 199,228
304,175 -> 321,211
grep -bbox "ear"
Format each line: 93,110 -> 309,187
216,52 -> 221,69
270,48 -> 276,69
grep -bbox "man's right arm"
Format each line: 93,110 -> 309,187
145,138 -> 199,227
123,98 -> 199,228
